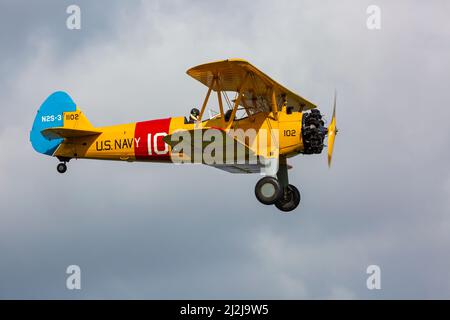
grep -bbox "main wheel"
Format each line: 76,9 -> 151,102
275,184 -> 301,212
255,176 -> 283,205
57,163 -> 67,174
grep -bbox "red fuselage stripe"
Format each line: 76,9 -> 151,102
134,118 -> 171,161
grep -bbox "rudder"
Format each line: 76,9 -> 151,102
30,91 -> 77,155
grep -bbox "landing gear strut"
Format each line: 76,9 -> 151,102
254,156 -> 301,212
57,162 -> 67,174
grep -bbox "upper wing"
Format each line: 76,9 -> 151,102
41,127 -> 101,140
186,58 -> 317,115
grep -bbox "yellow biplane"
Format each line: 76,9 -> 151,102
30,59 -> 337,212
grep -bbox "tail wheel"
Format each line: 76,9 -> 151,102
57,163 -> 67,174
255,176 -> 283,205
275,184 -> 301,212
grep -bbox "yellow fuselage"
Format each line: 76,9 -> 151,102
53,110 -> 304,163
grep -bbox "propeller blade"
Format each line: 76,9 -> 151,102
327,91 -> 337,167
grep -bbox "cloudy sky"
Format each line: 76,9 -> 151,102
1,0 -> 449,299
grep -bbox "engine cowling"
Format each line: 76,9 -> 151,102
301,109 -> 327,154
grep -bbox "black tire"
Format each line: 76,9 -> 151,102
255,176 -> 283,205
57,163 -> 67,174
275,184 -> 301,212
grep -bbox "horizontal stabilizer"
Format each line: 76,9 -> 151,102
41,127 -> 101,140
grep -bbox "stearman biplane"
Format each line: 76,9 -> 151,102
30,59 -> 337,212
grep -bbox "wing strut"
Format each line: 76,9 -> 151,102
198,78 -> 215,121
216,85 -> 225,126
271,88 -> 278,120
226,72 -> 250,128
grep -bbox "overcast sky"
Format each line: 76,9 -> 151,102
1,0 -> 450,299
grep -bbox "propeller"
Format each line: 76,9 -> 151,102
327,91 -> 338,167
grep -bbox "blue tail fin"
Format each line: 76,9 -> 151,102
30,91 -> 77,155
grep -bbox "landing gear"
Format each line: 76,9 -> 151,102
254,156 -> 301,212
255,176 -> 283,205
57,162 -> 67,174
255,178 -> 301,212
275,184 -> 301,212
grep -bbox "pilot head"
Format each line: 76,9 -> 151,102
190,108 -> 200,121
